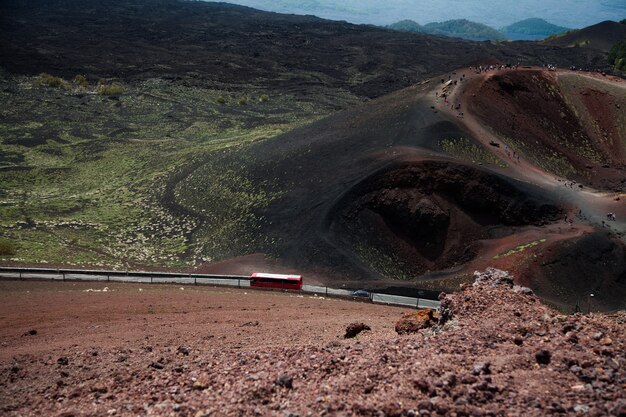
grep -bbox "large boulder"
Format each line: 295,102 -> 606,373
395,309 -> 438,334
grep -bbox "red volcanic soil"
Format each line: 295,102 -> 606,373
1,271 -> 624,416
466,69 -> 626,191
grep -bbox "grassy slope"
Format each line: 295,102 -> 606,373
0,73 -> 359,268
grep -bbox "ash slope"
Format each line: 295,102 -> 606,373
0,0 -> 615,99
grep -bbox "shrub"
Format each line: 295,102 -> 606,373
35,73 -> 69,90
0,240 -> 16,256
259,94 -> 269,102
216,95 -> 227,104
73,74 -> 89,88
97,83 -> 125,96
609,40 -> 626,70
238,96 -> 249,106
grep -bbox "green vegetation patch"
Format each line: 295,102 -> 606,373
440,137 -> 507,167
0,72 -> 359,268
493,238 -> 546,260
609,40 -> 626,71
353,242 -> 411,280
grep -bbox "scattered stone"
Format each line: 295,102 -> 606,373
461,375 -> 478,384
192,380 -> 208,390
57,357 -> 69,366
240,321 -> 259,327
513,336 -> 524,346
275,374 -> 293,389
573,404 -> 590,414
149,362 -> 164,370
177,346 -> 191,356
535,350 -> 552,365
22,329 -> 37,336
344,322 -> 371,338
513,286 -> 533,295
91,385 -> 108,394
599,337 -> 613,346
472,362 -> 491,375
395,309 -> 437,334
605,358 -> 619,370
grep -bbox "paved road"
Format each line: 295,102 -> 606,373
1,272 -> 439,309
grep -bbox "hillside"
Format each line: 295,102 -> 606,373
423,19 -> 507,41
389,19 -> 508,41
544,20 -> 626,52
387,19 -> 424,33
1,270 -> 624,416
0,0 -> 611,98
501,18 -> 570,40
1,0 -> 626,311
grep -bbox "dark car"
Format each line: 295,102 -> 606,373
351,290 -> 370,298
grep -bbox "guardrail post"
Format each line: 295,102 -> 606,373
325,287 -> 328,296
194,277 -> 197,285
19,271 -> 22,280
62,272 -> 65,281
150,276 -> 153,284
107,275 -> 110,282
416,298 -> 420,309
238,279 -> 240,288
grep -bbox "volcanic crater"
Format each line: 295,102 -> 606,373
329,160 -> 564,277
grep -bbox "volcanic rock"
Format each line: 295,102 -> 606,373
395,309 -> 438,334
344,322 -> 371,338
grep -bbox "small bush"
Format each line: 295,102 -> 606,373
0,240 -> 16,256
238,96 -> 249,106
216,95 -> 227,104
73,74 -> 89,88
97,83 -> 125,96
35,73 -> 69,90
609,40 -> 626,70
259,94 -> 269,102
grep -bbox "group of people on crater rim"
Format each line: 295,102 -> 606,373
470,63 -> 519,74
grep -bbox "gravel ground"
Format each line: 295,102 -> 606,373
0,272 -> 624,416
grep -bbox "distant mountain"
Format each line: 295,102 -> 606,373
544,20 -> 626,52
388,19 -> 507,41
208,0 -> 626,31
387,19 -> 424,33
501,18 -> 570,41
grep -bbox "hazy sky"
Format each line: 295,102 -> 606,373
212,0 -> 626,29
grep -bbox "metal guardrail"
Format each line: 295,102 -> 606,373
0,267 -> 440,309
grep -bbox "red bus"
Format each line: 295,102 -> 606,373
249,273 -> 303,290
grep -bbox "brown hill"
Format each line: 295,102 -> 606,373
544,20 -> 626,52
